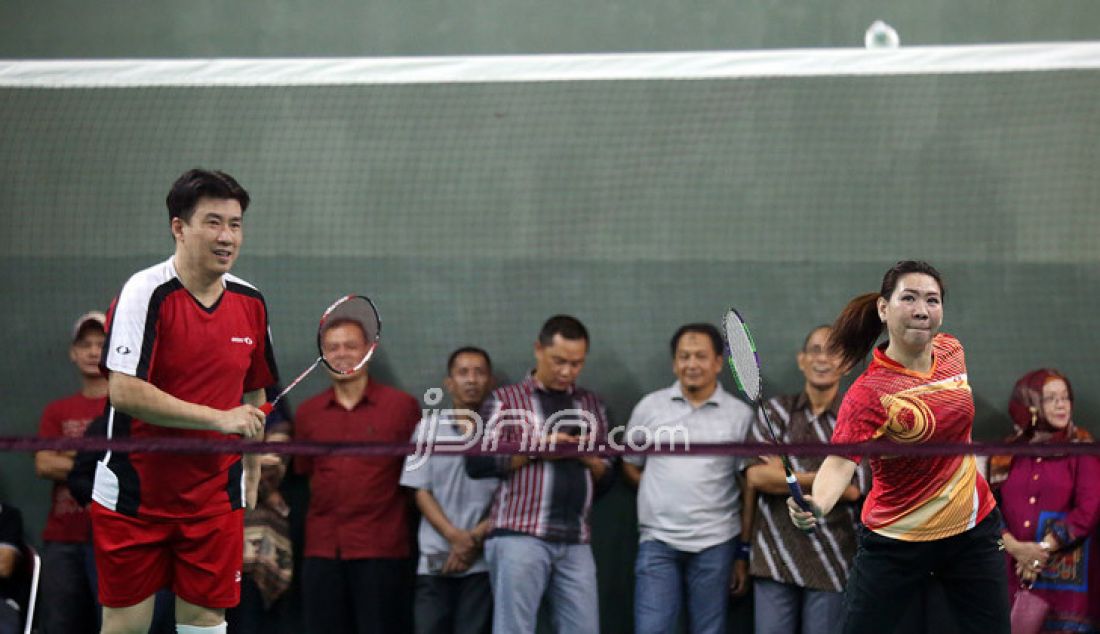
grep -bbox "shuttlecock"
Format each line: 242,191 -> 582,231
864,20 -> 900,49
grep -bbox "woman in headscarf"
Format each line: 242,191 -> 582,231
991,368 -> 1100,633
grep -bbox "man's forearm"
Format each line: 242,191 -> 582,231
840,484 -> 862,502
0,548 -> 17,579
746,463 -> 816,495
582,456 -> 608,481
35,451 -> 76,481
740,475 -> 757,540
622,462 -> 643,488
110,373 -> 226,432
415,489 -> 461,541
472,518 -> 493,541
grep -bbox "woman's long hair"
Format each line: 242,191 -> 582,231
828,260 -> 945,370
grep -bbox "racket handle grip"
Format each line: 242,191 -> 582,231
259,402 -> 273,416
786,474 -> 817,534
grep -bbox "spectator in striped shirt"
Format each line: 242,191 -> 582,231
742,325 -> 868,634
622,323 -> 755,634
465,315 -> 613,634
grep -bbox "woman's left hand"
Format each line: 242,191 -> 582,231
786,495 -> 823,531
1015,560 -> 1040,585
1010,540 -> 1050,571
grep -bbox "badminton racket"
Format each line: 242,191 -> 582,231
722,308 -> 813,515
259,294 -> 381,415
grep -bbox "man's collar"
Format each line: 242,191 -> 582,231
524,371 -> 576,395
167,255 -> 226,289
669,380 -> 723,406
325,381 -> 373,409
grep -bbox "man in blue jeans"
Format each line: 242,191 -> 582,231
465,315 -> 613,634
623,323 -> 754,634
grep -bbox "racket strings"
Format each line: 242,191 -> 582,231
722,308 -> 805,502
722,311 -> 762,401
323,295 -> 382,342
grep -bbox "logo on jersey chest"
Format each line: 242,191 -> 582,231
880,393 -> 936,443
230,336 -> 254,345
876,374 -> 970,444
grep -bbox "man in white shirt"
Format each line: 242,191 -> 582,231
401,347 -> 499,634
623,323 -> 754,634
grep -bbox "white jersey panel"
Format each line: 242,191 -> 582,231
103,257 -> 177,378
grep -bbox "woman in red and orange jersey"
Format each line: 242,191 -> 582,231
787,260 -> 1009,634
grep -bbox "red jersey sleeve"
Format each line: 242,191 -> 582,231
831,383 -> 884,464
243,304 -> 277,393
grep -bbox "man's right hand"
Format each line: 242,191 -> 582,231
541,431 -> 580,460
442,529 -> 479,574
218,405 -> 266,438
448,529 -> 478,560
729,560 -> 751,597
442,550 -> 474,575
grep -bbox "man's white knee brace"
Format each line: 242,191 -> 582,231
176,623 -> 227,634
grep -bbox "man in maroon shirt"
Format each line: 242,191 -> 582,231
294,318 -> 421,633
35,311 -> 108,634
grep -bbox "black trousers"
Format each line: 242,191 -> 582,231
413,573 -> 492,634
842,511 -> 1010,634
39,542 -> 98,634
226,576 -> 292,634
302,557 -> 413,634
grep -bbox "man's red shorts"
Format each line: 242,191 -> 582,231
91,503 -> 244,608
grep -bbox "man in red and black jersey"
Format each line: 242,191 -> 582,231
92,169 -> 278,634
